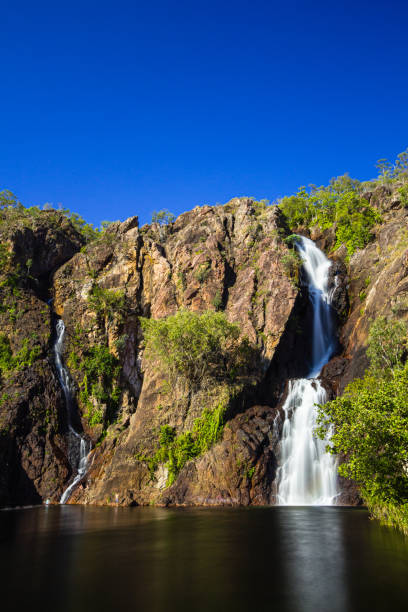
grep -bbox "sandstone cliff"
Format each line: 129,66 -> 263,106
0,207 -> 84,505
1,184 -> 406,508
52,198 -> 304,506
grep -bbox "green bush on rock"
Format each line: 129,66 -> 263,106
140,310 -> 256,389
68,333 -> 121,427
0,334 -> 41,376
87,284 -> 126,323
138,399 -> 229,487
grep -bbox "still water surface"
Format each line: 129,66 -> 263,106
1,506 -> 408,612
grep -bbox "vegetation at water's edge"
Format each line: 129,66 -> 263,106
317,317 -> 408,535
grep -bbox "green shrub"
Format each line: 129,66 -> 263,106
212,290 -> 223,311
69,340 -> 121,426
376,149 -> 408,184
195,261 -> 211,284
317,366 -> 408,504
281,250 -> 302,284
0,334 -> 41,375
140,310 -> 256,389
87,285 -> 126,323
0,190 -> 99,242
138,400 -> 228,486
279,176 -> 381,256
317,316 -> 408,534
0,335 -> 13,372
398,184 -> 408,207
366,316 -> 407,373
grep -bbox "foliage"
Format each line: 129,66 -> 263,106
366,316 -> 407,374
0,334 -> 41,375
281,250 -> 302,285
284,234 -> 299,247
279,177 -> 381,256
0,244 -> 22,293
317,366 -> 408,502
376,149 -> 408,184
0,190 -> 22,211
139,400 -> 228,486
195,261 -> 211,284
252,199 -> 270,217
0,189 -> 100,242
68,334 -> 121,426
317,316 -> 408,534
151,209 -> 175,226
212,290 -> 223,311
140,310 -> 256,388
87,284 -> 126,323
398,184 -> 408,208
58,208 -> 100,241
364,497 -> 408,536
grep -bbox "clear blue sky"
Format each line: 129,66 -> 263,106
1,0 -> 407,227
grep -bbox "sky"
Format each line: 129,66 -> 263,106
1,0 -> 408,227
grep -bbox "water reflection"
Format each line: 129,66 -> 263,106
1,506 -> 408,612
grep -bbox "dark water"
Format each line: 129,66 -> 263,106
1,506 -> 408,612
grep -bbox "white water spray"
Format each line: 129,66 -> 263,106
54,319 -> 91,504
277,236 -> 339,506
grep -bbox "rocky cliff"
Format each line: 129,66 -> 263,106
0,206 -> 84,505
1,184 -> 406,508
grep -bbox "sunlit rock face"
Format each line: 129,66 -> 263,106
51,198 -> 305,506
3,183 -> 407,508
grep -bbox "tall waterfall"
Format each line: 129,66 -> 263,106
54,319 -> 91,504
277,236 -> 339,506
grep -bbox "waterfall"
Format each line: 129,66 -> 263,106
276,236 -> 339,506
54,319 -> 91,504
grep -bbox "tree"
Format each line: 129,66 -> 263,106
151,209 -> 175,226
316,367 -> 408,502
140,310 -> 256,388
316,315 -> 408,534
0,190 -> 22,210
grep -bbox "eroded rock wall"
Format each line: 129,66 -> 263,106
52,198 -> 302,506
0,211 -> 84,506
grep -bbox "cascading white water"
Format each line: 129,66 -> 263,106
60,436 -> 90,504
54,319 -> 91,504
277,236 -> 339,506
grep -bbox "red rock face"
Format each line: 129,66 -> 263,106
52,198 -> 303,506
4,186 -> 405,508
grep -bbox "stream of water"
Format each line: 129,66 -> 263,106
54,319 -> 91,504
277,236 -> 339,505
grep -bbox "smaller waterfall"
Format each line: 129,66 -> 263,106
54,319 -> 91,504
60,436 -> 90,504
276,236 -> 339,506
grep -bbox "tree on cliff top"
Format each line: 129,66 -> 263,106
151,209 -> 175,226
